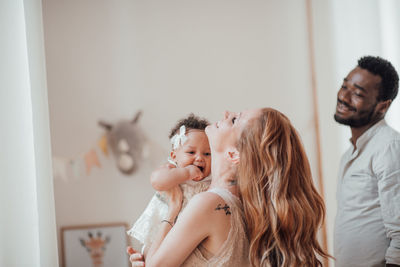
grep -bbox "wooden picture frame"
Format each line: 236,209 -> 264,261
60,222 -> 130,267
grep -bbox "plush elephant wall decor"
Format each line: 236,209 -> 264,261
98,111 -> 145,175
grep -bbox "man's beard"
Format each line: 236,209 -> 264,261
334,103 -> 377,128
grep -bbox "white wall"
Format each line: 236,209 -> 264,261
327,0 -> 400,138
43,0 -> 400,264
2,0 -> 398,265
312,1 -> 400,266
43,0 -> 327,263
379,0 -> 400,131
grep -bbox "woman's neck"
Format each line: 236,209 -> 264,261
209,152 -> 238,196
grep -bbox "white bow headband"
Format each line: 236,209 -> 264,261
170,125 -> 188,149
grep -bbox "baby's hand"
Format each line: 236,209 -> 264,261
127,246 -> 144,267
186,165 -> 204,181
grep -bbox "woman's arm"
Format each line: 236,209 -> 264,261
150,163 -> 203,191
145,191 -> 220,267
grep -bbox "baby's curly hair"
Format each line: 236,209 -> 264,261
169,114 -> 210,139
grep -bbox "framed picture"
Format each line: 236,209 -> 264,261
61,222 -> 130,267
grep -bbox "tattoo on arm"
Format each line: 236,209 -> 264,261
215,204 -> 231,215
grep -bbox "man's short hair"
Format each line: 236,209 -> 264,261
358,56 -> 399,101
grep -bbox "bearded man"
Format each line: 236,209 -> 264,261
334,56 -> 400,267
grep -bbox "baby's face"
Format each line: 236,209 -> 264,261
171,130 -> 211,178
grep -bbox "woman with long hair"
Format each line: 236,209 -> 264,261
238,108 -> 329,266
128,108 -> 329,267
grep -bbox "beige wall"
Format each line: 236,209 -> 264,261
43,0 -> 324,261
3,0 -> 400,265
43,0 -> 400,265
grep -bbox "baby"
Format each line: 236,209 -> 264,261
127,114 -> 212,254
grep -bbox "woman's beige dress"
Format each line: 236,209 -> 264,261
181,187 -> 250,266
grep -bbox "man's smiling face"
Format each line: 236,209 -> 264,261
334,67 -> 382,128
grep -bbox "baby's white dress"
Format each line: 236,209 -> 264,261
127,176 -> 211,250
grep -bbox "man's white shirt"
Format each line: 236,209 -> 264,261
335,119 -> 400,266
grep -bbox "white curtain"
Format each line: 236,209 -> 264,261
0,0 -> 58,266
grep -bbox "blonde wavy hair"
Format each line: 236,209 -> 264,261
238,108 -> 329,267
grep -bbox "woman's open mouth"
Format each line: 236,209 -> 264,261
197,166 -> 204,173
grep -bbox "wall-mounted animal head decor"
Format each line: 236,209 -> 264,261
98,111 -> 145,175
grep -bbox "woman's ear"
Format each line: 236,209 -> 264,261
227,148 -> 240,165
170,151 -> 176,160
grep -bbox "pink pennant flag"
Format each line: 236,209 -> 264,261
84,149 -> 101,175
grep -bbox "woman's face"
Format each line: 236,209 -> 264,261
206,108 -> 262,152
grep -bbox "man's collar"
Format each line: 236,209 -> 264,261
350,119 -> 386,152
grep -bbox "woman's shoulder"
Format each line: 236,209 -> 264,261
190,190 -> 227,205
183,192 -> 233,232
181,192 -> 232,236
182,191 -> 230,218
